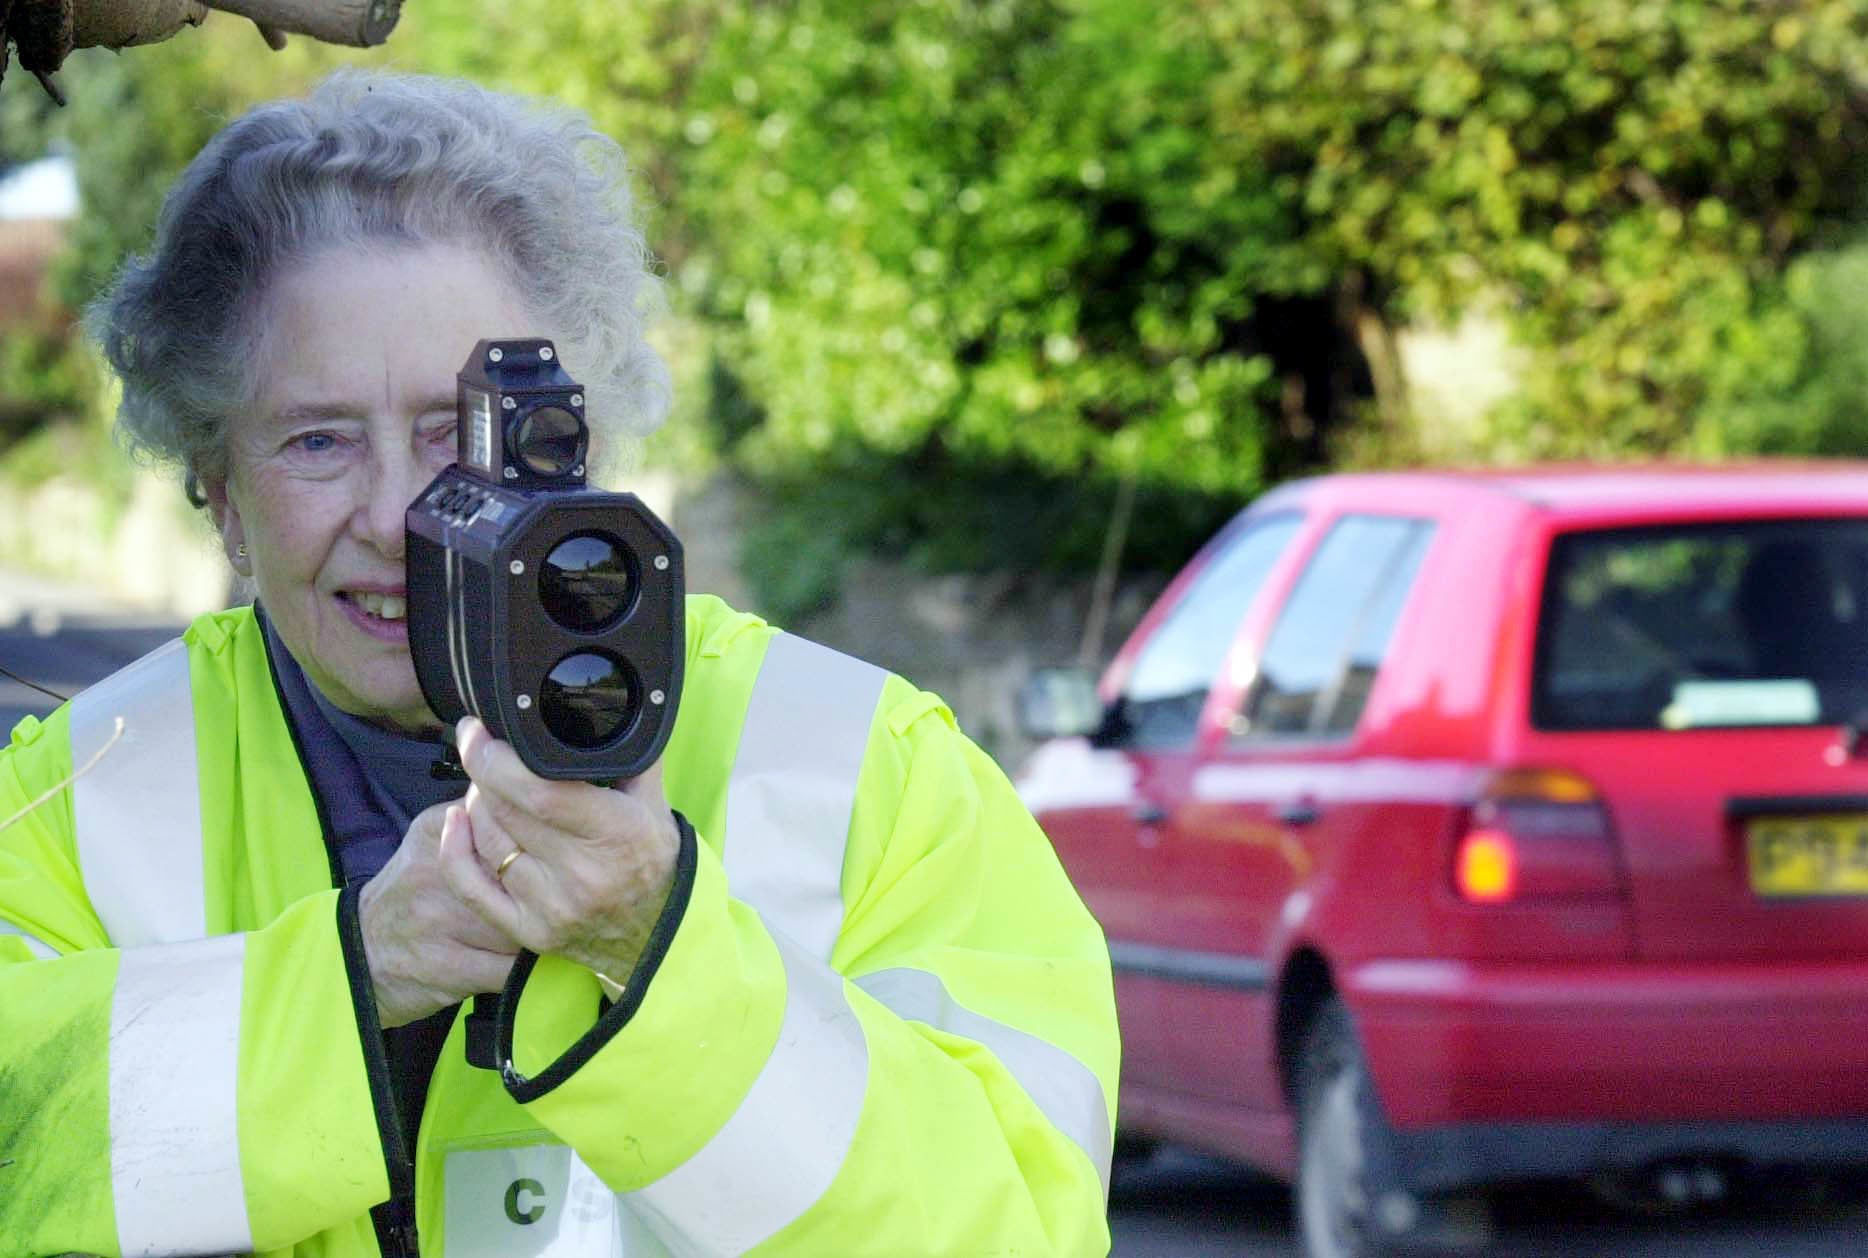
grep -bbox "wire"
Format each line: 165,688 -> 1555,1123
0,716 -> 123,837
0,661 -> 68,705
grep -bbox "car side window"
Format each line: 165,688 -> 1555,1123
1236,515 -> 1435,740
1113,513 -> 1303,749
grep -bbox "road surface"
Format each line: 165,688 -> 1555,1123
1110,1145 -> 1868,1255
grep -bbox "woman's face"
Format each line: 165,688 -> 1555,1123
215,242 -> 545,732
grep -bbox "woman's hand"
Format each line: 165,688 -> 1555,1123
441,716 -> 680,987
359,801 -> 523,1028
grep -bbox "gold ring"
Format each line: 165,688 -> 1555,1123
494,849 -> 522,883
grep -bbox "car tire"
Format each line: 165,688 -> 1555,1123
1109,1131 -> 1159,1190
1295,998 -> 1492,1257
1294,997 -> 1404,1258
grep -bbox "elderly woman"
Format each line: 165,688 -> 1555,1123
0,72 -> 1117,1257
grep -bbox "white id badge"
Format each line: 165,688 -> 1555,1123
444,1145 -> 631,1257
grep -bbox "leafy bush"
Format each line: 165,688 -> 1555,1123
10,1 -> 1868,613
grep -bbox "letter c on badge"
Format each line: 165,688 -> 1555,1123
505,1177 -> 547,1225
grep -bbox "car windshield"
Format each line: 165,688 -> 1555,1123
1534,519 -> 1868,731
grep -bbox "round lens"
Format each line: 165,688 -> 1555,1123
512,404 -> 584,477
539,651 -> 636,749
539,532 -> 635,632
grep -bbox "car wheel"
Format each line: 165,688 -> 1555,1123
1294,997 -> 1391,1258
1295,999 -> 1493,1257
1112,1131 -> 1158,1166
1109,1131 -> 1159,1190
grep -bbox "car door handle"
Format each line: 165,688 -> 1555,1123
1132,802 -> 1169,825
1275,798 -> 1321,827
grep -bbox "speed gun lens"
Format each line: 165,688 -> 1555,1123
540,532 -> 635,633
540,651 -> 637,749
513,405 -> 583,477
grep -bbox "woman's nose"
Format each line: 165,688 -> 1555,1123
358,448 -> 426,559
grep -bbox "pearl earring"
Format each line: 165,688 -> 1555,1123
236,544 -> 248,558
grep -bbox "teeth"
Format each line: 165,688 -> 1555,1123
353,593 -> 407,620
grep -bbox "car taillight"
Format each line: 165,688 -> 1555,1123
1451,768 -> 1623,905
1454,829 -> 1518,903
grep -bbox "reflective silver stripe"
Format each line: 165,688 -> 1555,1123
722,633 -> 886,962
856,967 -> 1114,1198
70,637 -> 205,946
0,918 -> 55,959
110,933 -> 252,1256
626,933 -> 868,1255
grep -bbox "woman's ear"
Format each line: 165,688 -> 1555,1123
198,474 -> 250,577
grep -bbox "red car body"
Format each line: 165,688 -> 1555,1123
1018,465 -> 1868,1199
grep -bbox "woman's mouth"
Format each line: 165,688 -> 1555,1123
338,590 -> 410,641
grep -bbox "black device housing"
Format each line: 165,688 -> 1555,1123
406,338 -> 684,781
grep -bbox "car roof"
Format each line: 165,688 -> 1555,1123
1264,461 -> 1868,524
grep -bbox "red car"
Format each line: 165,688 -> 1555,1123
1016,465 -> 1868,1254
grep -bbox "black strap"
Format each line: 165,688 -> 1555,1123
464,993 -> 501,1070
494,812 -> 698,1103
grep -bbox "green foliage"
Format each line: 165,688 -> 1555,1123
0,23 -> 346,474
0,410 -> 129,500
665,0 -> 1868,604
0,82 -> 58,169
1201,0 -> 1868,455
675,0 -> 1295,496
738,451 -> 1239,624
1705,239 -> 1868,457
0,325 -> 93,440
661,0 -> 1332,610
43,25 -> 362,311
14,1 -> 1868,617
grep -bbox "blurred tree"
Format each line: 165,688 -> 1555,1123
44,22 -> 359,308
676,0 -> 1319,494
661,0 -> 1346,615
16,0 -> 1868,620
0,87 -> 59,168
1717,238 -> 1868,457
1201,0 -> 1868,458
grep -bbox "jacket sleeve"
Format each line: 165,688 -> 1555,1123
492,678 -> 1119,1256
0,713 -> 394,1257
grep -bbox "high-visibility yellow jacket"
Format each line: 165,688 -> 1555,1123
0,596 -> 1116,1257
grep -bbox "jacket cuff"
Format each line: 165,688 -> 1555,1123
495,815 -> 798,1191
494,809 -> 699,1103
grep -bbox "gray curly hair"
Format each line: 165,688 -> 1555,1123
87,69 -> 671,497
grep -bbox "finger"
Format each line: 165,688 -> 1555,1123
438,804 -> 529,942
613,760 -> 681,869
405,800 -> 454,856
462,780 -> 563,899
464,793 -> 559,933
614,757 -> 668,809
461,783 -> 523,882
457,716 -> 622,852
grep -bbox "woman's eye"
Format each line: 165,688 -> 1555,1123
292,431 -> 341,455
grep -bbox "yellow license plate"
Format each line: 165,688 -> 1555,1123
1747,814 -> 1868,897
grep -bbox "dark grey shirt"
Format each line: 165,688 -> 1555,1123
305,670 -> 465,833
259,607 -> 464,883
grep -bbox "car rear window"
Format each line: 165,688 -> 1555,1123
1533,520 -> 1868,731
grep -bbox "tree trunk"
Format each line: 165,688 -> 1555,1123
71,0 -> 207,49
1341,271 -> 1408,435
1078,470 -> 1138,671
203,0 -> 397,46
